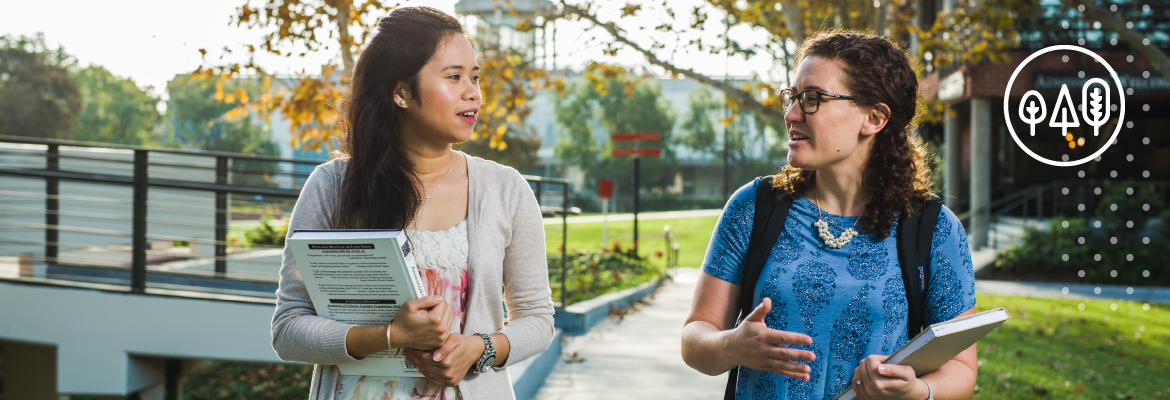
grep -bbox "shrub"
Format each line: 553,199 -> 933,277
182,361 -> 311,399
547,246 -> 658,305
995,217 -> 1170,285
995,217 -> 1091,276
1094,179 -> 1161,241
244,211 -> 287,247
1159,210 -> 1170,241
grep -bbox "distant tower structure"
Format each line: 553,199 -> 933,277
455,0 -> 554,64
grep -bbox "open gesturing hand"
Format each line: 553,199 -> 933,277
725,298 -> 817,381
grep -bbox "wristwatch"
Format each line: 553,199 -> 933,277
472,333 -> 496,373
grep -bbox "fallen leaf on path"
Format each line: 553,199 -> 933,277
564,352 -> 586,363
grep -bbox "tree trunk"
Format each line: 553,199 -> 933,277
780,0 -> 807,42
336,1 -> 354,76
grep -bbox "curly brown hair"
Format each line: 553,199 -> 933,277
774,30 -> 935,239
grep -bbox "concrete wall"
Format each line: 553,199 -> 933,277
0,281 -> 280,396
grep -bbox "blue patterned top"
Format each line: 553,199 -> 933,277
702,178 -> 976,400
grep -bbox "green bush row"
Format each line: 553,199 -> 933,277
547,243 -> 662,305
995,181 -> 1169,285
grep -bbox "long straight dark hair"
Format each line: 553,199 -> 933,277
336,7 -> 469,229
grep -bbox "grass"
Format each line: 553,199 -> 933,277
544,216 -> 719,272
973,294 -> 1169,399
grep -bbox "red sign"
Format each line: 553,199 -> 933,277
611,132 -> 662,142
598,179 -> 613,199
612,148 -> 662,157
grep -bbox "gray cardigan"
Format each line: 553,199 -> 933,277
271,154 -> 556,400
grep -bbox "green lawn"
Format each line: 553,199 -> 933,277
973,294 -> 1168,399
544,216 -> 719,271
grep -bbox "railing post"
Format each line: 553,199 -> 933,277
1037,187 -> 1044,220
633,157 -> 640,256
672,243 -> 680,278
535,180 -> 543,207
663,225 -> 672,278
215,156 -> 228,276
1053,184 -> 1060,218
1023,193 -> 1029,230
1078,183 -> 1088,218
131,150 -> 148,293
560,182 -> 567,308
45,144 -> 59,263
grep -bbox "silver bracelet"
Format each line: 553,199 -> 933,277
919,378 -> 934,400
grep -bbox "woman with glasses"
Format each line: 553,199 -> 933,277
681,30 -> 978,400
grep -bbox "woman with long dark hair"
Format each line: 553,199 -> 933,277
682,30 -> 979,400
271,7 -> 554,400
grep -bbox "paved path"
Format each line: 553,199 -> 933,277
533,267 -> 727,400
542,209 -> 722,225
976,280 -> 1170,304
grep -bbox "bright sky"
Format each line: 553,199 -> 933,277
0,0 -> 782,97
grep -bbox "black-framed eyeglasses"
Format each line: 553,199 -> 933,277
780,88 -> 857,114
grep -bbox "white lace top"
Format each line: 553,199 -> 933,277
408,220 -> 470,271
335,220 -> 470,400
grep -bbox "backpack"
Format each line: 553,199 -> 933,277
722,176 -> 943,400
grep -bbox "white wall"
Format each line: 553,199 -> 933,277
0,281 -> 281,396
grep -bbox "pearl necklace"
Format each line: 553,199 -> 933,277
812,187 -> 864,249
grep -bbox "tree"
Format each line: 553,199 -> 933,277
71,66 -> 165,146
678,85 -> 785,187
165,73 -> 278,156
454,128 -> 544,171
556,0 -> 1036,129
0,35 -> 80,140
205,1 -> 551,166
553,64 -> 677,211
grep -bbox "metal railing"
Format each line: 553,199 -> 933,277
0,135 -> 579,301
663,224 -> 681,281
955,179 -> 1170,249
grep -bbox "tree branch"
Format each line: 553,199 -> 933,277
559,1 -> 787,129
1063,0 -> 1170,81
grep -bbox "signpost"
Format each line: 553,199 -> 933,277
598,179 -> 613,247
610,132 -> 662,255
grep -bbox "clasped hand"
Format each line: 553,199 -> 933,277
404,333 -> 484,387
851,355 -> 924,400
389,295 -> 482,387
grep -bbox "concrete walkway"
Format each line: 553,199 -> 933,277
542,209 -> 722,225
533,267 -> 727,400
976,280 -> 1170,304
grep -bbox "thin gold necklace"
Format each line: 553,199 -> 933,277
811,185 -> 865,249
413,152 -> 455,201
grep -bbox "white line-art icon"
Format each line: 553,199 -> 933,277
1019,90 -> 1047,136
1048,83 -> 1081,134
1081,78 -> 1111,136
1003,45 -> 1126,167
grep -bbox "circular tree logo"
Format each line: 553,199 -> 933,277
1004,45 -> 1126,167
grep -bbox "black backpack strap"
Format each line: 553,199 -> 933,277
724,177 -> 792,400
895,196 -> 944,341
